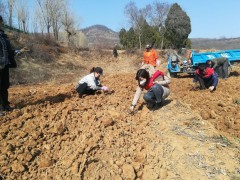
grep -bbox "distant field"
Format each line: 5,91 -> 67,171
191,37 -> 240,50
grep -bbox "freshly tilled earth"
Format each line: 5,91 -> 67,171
0,51 -> 239,179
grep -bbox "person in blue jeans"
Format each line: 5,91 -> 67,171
130,64 -> 170,111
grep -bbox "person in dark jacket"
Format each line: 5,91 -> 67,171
206,57 -> 229,79
113,47 -> 118,59
0,15 -> 17,115
193,64 -> 218,92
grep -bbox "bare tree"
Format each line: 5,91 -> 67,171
124,1 -> 150,49
0,0 -> 7,20
149,1 -> 170,49
7,0 -> 15,27
36,0 -> 52,34
15,0 -> 29,32
36,0 -> 65,40
61,6 -> 79,45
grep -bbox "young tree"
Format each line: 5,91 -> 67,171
165,3 -> 191,49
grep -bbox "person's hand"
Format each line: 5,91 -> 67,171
209,86 -> 214,91
130,105 -> 135,112
101,86 -> 109,91
156,60 -> 161,67
141,62 -> 144,66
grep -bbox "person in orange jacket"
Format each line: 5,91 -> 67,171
142,44 -> 160,68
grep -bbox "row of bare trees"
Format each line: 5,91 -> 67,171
1,0 -> 84,47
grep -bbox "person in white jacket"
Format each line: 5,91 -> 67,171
76,67 -> 108,98
130,64 -> 170,111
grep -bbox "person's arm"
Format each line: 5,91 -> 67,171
212,60 -> 218,69
131,86 -> 143,106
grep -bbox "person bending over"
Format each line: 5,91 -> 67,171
206,57 -> 229,79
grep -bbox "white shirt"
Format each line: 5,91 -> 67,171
78,73 -> 101,90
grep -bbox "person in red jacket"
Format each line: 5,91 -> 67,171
142,44 -> 160,67
193,64 -> 218,91
130,64 -> 170,111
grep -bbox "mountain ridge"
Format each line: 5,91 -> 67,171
81,25 -> 240,49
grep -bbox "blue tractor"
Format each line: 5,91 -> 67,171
167,49 -> 240,77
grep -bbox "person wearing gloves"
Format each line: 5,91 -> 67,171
76,67 -> 108,98
142,44 -> 160,68
130,64 -> 170,112
193,64 -> 218,92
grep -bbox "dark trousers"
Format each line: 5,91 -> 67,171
0,68 -> 10,107
196,75 -> 213,90
76,83 -> 96,97
215,60 -> 229,78
143,84 -> 164,105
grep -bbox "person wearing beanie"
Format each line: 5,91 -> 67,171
76,67 -> 109,98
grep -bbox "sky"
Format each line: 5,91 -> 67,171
68,0 -> 240,39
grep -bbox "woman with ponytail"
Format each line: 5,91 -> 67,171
130,64 -> 171,112
76,67 -> 108,98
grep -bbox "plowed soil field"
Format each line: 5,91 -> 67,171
0,51 -> 239,179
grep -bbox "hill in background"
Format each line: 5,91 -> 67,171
81,25 -> 119,48
81,25 -> 240,50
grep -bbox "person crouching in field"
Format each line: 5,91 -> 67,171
130,64 -> 170,112
76,67 -> 109,98
193,64 -> 218,92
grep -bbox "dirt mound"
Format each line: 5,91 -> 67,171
0,52 -> 240,179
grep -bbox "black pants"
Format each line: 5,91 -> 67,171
76,83 -> 96,97
0,68 -> 10,107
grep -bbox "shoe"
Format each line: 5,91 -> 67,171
147,103 -> 155,109
0,111 -> 4,116
78,94 -> 83,98
3,105 -> 13,111
0,107 -> 4,116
